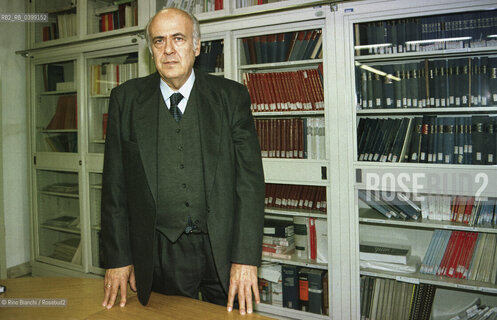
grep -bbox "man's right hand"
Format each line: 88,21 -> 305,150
102,264 -> 136,309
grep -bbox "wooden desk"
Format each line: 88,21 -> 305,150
0,277 -> 274,320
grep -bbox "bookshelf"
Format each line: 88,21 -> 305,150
339,0 -> 497,318
32,0 -> 78,45
231,19 -> 331,318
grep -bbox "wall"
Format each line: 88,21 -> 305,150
0,0 -> 30,271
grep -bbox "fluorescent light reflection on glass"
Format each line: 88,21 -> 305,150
354,43 -> 392,50
405,36 -> 472,45
355,61 -> 400,82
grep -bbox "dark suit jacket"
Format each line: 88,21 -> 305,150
101,70 -> 265,305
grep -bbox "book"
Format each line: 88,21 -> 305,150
307,269 -> 326,315
359,242 -> 411,264
282,265 -> 299,310
292,216 -> 309,259
264,219 -> 294,238
298,268 -> 310,311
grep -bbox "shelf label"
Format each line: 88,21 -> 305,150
456,284 -> 476,291
480,287 -> 497,294
361,218 -> 385,224
395,276 -> 419,284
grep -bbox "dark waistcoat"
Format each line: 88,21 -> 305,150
156,94 -> 207,242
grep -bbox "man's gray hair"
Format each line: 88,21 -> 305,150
145,8 -> 201,54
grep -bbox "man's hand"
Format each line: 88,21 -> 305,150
102,265 -> 136,309
227,263 -> 260,315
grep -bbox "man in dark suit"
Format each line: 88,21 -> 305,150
100,8 -> 265,316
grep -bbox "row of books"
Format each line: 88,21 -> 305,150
420,195 -> 497,226
90,59 -> 138,96
263,216 -> 328,263
450,303 -> 497,320
255,118 -> 325,160
42,215 -> 80,230
243,67 -> 324,112
96,2 -> 138,32
43,183 -> 79,194
194,40 -> 224,73
357,57 -> 497,109
357,116 -> 497,165
49,237 -> 81,264
236,0 -> 282,8
241,29 -> 322,65
359,190 -> 420,221
265,184 -> 327,213
360,190 -> 497,227
420,230 -> 497,284
360,276 -> 435,320
161,0 -> 223,13
42,13 -> 77,41
258,263 -> 329,315
355,10 -> 497,55
42,64 -> 70,92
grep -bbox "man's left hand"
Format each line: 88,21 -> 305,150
227,263 -> 260,315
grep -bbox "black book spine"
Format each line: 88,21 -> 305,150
456,117 -> 465,164
480,57 -> 490,106
408,117 -> 423,162
372,71 -> 383,108
436,118 -> 444,163
419,115 -> 434,163
443,117 -> 455,164
282,265 -> 300,310
470,57 -> 480,107
383,65 -> 395,108
485,117 -> 495,165
489,57 -> 497,105
461,59 -> 470,107
447,59 -> 456,107
367,71 -> 374,108
393,64 -> 403,108
427,60 -> 435,107
471,116 -> 487,165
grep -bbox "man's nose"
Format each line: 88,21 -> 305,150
164,39 -> 174,54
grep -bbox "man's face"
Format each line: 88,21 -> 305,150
149,9 -> 200,90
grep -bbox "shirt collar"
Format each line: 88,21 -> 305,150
159,70 -> 196,104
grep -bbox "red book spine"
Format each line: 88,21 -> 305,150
280,119 -> 286,159
463,197 -> 475,224
297,70 -> 312,110
461,232 -> 478,279
448,231 -> 465,277
254,73 -> 263,110
451,196 -> 459,222
437,231 -> 454,275
309,218 -> 317,260
455,232 -> 471,278
443,231 -> 461,277
102,113 -> 109,139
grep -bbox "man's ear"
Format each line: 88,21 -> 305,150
195,40 -> 201,57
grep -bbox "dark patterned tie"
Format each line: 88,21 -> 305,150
169,92 -> 183,122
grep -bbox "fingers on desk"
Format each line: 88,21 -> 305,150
102,267 -> 132,309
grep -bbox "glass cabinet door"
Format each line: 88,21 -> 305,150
36,169 -> 81,266
87,51 -> 138,153
34,60 -> 78,153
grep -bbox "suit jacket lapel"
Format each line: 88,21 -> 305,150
193,72 -> 222,200
134,73 -> 160,204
